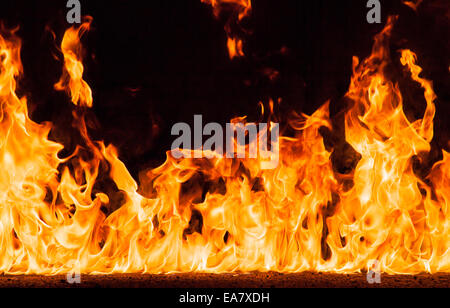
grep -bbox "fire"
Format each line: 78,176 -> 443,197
403,0 -> 424,11
54,16 -> 93,107
0,14 -> 448,275
227,37 -> 244,59
201,0 -> 251,59
331,16 -> 446,274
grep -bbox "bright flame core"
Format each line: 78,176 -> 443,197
0,16 -> 448,275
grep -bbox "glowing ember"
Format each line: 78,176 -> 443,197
0,14 -> 448,275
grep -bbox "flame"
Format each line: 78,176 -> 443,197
333,16 -> 447,274
54,17 -> 93,108
227,37 -> 244,59
201,0 -> 251,59
0,15 -> 448,275
0,26 -> 65,274
403,0 -> 424,11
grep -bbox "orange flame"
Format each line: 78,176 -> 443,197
227,37 -> 244,59
403,0 -> 424,11
201,0 -> 251,59
0,16 -> 448,275
54,17 -> 93,107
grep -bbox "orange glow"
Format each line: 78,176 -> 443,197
227,37 -> 244,59
201,0 -> 251,59
403,0 -> 424,11
54,17 -> 93,108
0,15 -> 448,275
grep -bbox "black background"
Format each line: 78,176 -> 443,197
0,0 -> 448,180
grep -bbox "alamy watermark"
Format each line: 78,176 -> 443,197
171,115 -> 280,170
67,271 -> 81,284
366,260 -> 381,284
367,0 -> 381,24
66,0 -> 81,24
66,1 -> 381,25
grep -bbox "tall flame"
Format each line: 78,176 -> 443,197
54,17 -> 93,108
0,26 -> 64,274
0,16 -> 448,275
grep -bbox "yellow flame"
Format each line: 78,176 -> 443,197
0,16 -> 448,275
54,17 -> 93,107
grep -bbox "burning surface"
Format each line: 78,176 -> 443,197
0,11 -> 448,276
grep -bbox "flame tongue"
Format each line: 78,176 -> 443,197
0,28 -> 64,274
201,0 -> 251,59
331,16 -> 447,274
0,15 -> 448,274
54,17 -> 93,108
403,0 -> 424,11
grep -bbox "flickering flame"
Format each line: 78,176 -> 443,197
227,37 -> 244,59
54,17 -> 93,107
403,0 -> 424,11
201,0 -> 251,59
0,15 -> 448,275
